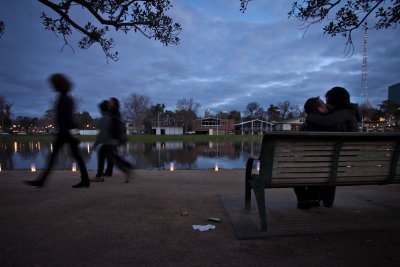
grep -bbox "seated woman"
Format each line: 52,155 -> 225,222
295,97 -> 327,209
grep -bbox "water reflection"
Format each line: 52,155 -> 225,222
0,140 -> 262,171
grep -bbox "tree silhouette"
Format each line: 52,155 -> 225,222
176,98 -> 200,132
241,0 -> 400,55
123,93 -> 151,132
243,102 -> 263,120
0,95 -> 13,132
0,21 -> 4,37
1,0 -> 181,61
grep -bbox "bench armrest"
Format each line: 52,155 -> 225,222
246,157 -> 256,180
245,157 -> 257,211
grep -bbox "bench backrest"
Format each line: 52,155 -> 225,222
258,132 -> 400,188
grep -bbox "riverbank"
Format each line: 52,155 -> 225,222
1,170 -> 400,266
0,133 -> 263,143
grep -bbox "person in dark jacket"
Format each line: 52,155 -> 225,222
305,88 -> 361,132
305,87 -> 361,207
295,97 -> 327,209
25,74 -> 90,188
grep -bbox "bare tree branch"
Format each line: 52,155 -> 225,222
241,0 -> 399,56
33,0 -> 181,61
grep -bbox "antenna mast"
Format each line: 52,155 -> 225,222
361,20 -> 371,107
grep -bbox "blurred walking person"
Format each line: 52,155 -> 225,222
108,97 -> 134,183
25,73 -> 90,188
91,100 -> 116,182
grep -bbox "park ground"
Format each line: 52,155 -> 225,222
1,170 -> 400,267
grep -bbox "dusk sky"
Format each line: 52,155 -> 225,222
0,0 -> 399,119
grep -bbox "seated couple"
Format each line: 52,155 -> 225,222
294,86 -> 362,210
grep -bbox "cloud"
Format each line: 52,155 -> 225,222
0,0 -> 399,119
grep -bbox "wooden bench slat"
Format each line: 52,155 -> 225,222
275,150 -> 394,156
269,177 -> 389,185
275,162 -> 332,168
338,161 -> 391,167
336,176 -> 388,182
271,172 -> 331,178
274,158 -> 333,162
341,141 -> 396,146
273,161 -> 394,172
272,169 -> 391,176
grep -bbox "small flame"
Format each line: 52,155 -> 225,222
72,163 -> 77,172
31,163 -> 36,172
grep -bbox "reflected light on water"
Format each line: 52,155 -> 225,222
2,139 -> 263,170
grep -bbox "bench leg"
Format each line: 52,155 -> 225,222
245,177 -> 251,212
254,188 -> 268,232
245,158 -> 255,212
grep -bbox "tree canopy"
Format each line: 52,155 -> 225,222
176,98 -> 200,132
0,21 -> 4,37
241,0 -> 400,54
123,93 -> 151,130
0,95 -> 13,131
243,102 -> 263,120
1,0 -> 181,61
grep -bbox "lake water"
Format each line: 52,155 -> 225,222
0,140 -> 262,171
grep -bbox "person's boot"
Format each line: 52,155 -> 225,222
72,177 -> 90,188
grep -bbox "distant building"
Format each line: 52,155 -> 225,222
126,122 -> 145,135
273,117 -> 305,131
151,111 -> 184,135
388,83 -> 400,104
235,119 -> 273,135
79,130 -> 99,135
192,117 -> 235,135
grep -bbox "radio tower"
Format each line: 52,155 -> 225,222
360,20 -> 372,131
361,20 -> 371,108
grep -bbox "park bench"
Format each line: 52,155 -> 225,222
245,132 -> 400,232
